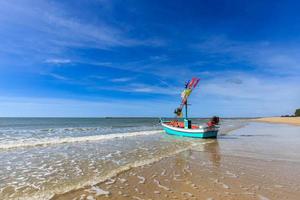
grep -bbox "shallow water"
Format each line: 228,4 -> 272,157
0,118 -> 249,199
218,122 -> 300,162
52,121 -> 300,200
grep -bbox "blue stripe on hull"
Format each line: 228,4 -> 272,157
163,127 -> 217,138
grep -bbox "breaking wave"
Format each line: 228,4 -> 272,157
0,130 -> 162,150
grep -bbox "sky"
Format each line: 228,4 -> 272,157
0,0 -> 300,117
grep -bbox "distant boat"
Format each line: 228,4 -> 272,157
160,77 -> 219,138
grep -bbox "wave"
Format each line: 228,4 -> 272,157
0,130 -> 162,150
15,141 -> 211,200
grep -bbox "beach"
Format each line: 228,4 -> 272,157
53,150 -> 300,200
1,118 -> 300,200
254,117 -> 300,126
52,122 -> 300,200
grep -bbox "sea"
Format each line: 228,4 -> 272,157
0,117 -> 299,199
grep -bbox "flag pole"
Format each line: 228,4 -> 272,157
185,99 -> 188,119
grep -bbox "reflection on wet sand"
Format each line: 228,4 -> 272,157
205,140 -> 221,168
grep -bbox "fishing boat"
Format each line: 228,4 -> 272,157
160,77 -> 220,138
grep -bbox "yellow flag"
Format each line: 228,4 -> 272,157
185,89 -> 192,97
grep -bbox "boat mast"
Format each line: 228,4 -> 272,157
185,99 -> 188,119
175,77 -> 199,120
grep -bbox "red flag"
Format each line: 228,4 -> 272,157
193,78 -> 200,88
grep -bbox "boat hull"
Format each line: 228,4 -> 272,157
161,122 -> 218,138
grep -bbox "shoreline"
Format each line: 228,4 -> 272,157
254,117 -> 300,125
51,120 -> 300,200
52,140 -> 300,200
2,119 -> 300,200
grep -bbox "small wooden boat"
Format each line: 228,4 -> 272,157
160,77 -> 219,138
161,120 -> 219,138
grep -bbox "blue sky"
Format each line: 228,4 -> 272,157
0,0 -> 300,117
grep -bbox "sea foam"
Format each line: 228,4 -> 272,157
0,130 -> 161,150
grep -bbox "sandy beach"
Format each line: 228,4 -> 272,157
51,121 -> 300,200
52,144 -> 300,200
1,119 -> 300,200
254,117 -> 300,125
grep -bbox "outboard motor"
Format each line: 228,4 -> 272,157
207,116 -> 220,127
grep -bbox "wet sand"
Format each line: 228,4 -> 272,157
52,141 -> 300,200
255,117 -> 300,125
1,119 -> 246,200
52,122 -> 300,200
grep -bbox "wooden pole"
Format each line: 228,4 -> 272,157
185,99 -> 188,119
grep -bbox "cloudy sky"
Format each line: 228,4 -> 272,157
0,0 -> 299,117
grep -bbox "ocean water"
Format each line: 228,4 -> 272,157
0,118 -> 247,199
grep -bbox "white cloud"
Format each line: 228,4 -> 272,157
89,75 -> 106,80
45,58 -> 72,64
190,72 -> 300,117
46,73 -> 69,81
195,35 -> 300,74
0,0 -> 165,57
110,77 -> 133,82
96,83 -> 180,95
132,87 -> 154,93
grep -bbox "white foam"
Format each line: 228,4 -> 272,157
182,192 -> 194,197
226,171 -> 238,178
118,178 -> 127,183
0,130 -> 161,150
137,175 -> 146,184
154,179 -> 170,191
85,186 -> 110,196
258,195 -> 270,200
183,165 -> 192,175
105,178 -> 116,185
10,141 -> 196,200
86,196 -> 95,200
79,194 -> 86,200
132,196 -> 145,200
213,178 -> 230,189
161,169 -> 166,176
